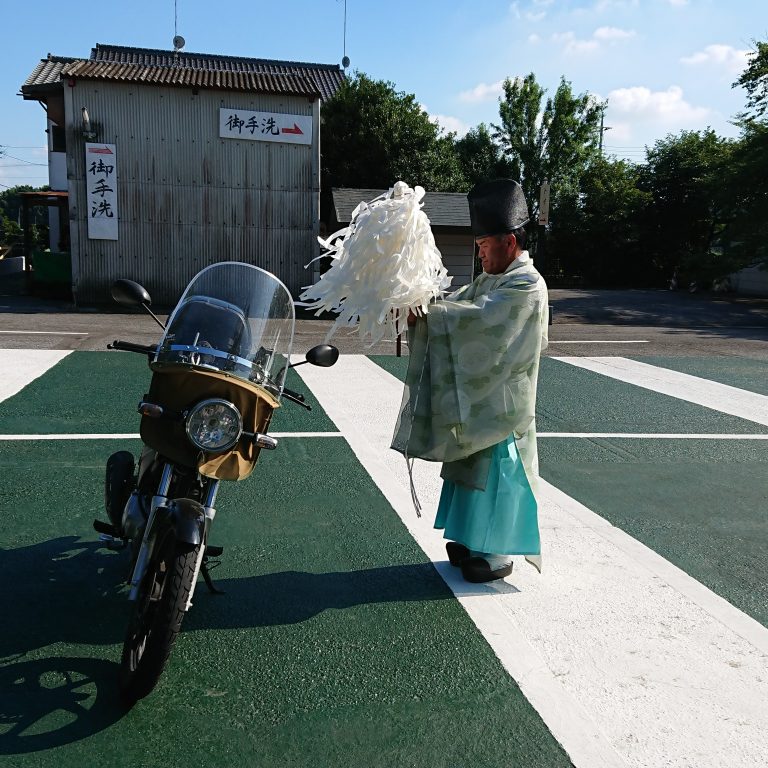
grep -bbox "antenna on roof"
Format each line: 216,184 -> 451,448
172,0 -> 185,53
341,0 -> 350,70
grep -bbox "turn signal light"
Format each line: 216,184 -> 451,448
138,402 -> 164,418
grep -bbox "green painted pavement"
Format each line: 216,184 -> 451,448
631,355 -> 768,397
538,438 -> 768,627
0,361 -> 571,767
538,358 -> 768,434
0,351 -> 337,434
370,353 -> 768,627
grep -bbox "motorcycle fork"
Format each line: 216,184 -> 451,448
127,465 -> 220,606
128,463 -> 173,602
185,480 -> 219,611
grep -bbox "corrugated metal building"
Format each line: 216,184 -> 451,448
329,188 -> 475,289
20,44 -> 344,304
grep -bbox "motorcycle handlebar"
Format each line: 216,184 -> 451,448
282,386 -> 305,403
108,340 -> 158,355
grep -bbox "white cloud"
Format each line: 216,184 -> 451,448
459,80 -> 505,103
592,0 -> 639,11
594,26 -> 635,42
553,31 -> 599,55
667,0 -> 688,6
552,26 -> 635,55
608,85 -> 710,123
528,33 -> 541,44
681,44 -> 751,75
511,0 -> 553,21
429,114 -> 470,137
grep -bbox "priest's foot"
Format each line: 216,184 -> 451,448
446,541 -> 470,566
461,556 -> 513,583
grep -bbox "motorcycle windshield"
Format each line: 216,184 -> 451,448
155,262 -> 295,393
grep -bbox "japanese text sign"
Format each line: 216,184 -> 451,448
219,109 -> 312,146
85,143 -> 118,240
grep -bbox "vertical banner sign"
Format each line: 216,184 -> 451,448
85,143 -> 118,240
219,108 -> 312,145
538,180 -> 550,226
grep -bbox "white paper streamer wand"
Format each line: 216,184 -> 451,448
298,182 -> 451,345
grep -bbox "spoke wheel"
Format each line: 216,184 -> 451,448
118,526 -> 200,704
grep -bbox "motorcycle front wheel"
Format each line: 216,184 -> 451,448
118,525 -> 201,704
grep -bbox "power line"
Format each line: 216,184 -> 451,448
0,153 -> 46,166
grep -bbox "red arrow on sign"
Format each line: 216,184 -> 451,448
281,123 -> 304,135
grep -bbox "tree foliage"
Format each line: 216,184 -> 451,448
0,185 -> 49,251
734,40 -> 768,120
638,130 -> 735,284
550,158 -> 651,286
320,73 -> 466,192
493,74 -> 604,216
454,123 -> 514,189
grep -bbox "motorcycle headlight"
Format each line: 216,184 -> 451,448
185,398 -> 242,453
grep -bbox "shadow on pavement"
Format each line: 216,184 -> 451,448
1,537 -> 452,660
0,536 -> 454,751
549,289 -> 768,327
0,656 -> 124,755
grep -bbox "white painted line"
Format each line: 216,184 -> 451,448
539,432 -> 768,439
0,433 -> 141,440
555,356 -> 768,426
0,330 -> 88,335
0,349 -> 72,403
297,354 -> 768,768
0,431 -> 342,441
549,340 -> 648,344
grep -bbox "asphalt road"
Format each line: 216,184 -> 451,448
1,286 -> 767,357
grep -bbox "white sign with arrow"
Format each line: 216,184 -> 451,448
219,108 -> 312,145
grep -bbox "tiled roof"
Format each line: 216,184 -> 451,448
21,56 -> 77,91
332,188 -> 471,228
91,44 -> 344,101
21,45 -> 344,100
63,60 -> 318,96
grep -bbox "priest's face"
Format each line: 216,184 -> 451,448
476,234 -> 516,274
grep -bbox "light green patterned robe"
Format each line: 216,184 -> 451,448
391,251 -> 548,495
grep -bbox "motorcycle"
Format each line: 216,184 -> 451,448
93,261 -> 338,704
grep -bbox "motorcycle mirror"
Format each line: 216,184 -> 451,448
111,279 -> 166,331
112,279 -> 152,308
305,344 -> 339,368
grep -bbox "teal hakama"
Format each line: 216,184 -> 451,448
435,435 -> 540,556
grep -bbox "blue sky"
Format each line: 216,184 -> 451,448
1,0 -> 766,190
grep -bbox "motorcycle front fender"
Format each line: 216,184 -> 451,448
167,498 -> 206,546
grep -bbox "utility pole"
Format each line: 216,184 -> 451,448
599,104 -> 611,156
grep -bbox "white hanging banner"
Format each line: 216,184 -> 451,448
219,108 -> 312,145
85,143 -> 118,240
538,180 -> 550,226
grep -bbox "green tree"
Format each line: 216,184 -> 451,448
549,157 -> 651,286
725,40 -> 768,270
722,121 -> 768,272
492,74 -> 604,220
0,185 -> 49,250
638,130 -> 734,285
455,123 -> 514,189
734,40 -> 768,120
320,73 -> 466,192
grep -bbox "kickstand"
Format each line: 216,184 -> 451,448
201,558 -> 225,595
